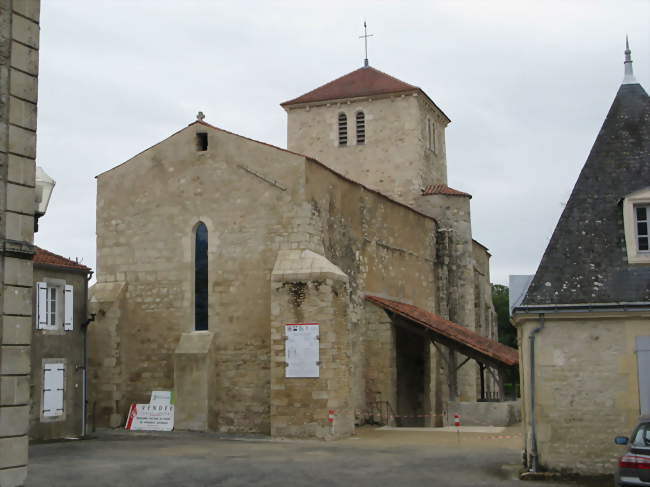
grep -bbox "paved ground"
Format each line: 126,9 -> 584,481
26,426 -> 612,487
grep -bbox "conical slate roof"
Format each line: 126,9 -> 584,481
281,66 -> 418,106
523,81 -> 650,305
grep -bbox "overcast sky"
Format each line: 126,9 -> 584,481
35,0 -> 649,285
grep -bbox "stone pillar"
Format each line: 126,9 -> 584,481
0,2 -> 40,485
173,331 -> 215,431
415,194 -> 478,402
270,250 -> 353,439
88,282 -> 126,428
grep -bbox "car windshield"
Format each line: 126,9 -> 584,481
631,423 -> 650,447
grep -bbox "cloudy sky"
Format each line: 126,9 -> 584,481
35,0 -> 649,285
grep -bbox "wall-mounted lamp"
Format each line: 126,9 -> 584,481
34,166 -> 55,232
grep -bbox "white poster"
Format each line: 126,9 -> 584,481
125,403 -> 174,431
285,323 -> 320,378
150,390 -> 172,405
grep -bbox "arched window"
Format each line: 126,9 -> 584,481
338,113 -> 347,146
356,111 -> 365,145
194,222 -> 208,331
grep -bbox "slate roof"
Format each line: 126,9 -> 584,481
366,295 -> 519,366
422,184 -> 471,198
34,246 -> 91,272
522,81 -> 650,306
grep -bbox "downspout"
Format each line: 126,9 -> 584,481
528,312 -> 545,472
80,270 -> 95,437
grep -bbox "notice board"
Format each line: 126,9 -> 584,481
285,323 -> 320,378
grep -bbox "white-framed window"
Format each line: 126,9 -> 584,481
36,281 -> 74,331
636,205 -> 649,252
42,360 -> 65,420
623,187 -> 650,264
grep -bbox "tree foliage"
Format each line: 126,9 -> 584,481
492,284 -> 517,349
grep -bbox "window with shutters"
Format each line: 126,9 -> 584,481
36,281 -> 74,331
623,188 -> 650,264
356,111 -> 365,145
42,361 -> 65,420
338,113 -> 347,146
194,222 -> 209,331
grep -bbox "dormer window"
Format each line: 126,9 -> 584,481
338,113 -> 348,146
356,111 -> 365,145
623,187 -> 650,264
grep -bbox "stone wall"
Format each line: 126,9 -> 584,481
304,161 -> 440,421
270,251 -> 353,439
516,312 -> 649,474
286,93 -> 449,203
0,1 -> 40,485
90,122 -> 310,432
30,266 -> 88,440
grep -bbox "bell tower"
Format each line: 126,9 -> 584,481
281,65 -> 450,204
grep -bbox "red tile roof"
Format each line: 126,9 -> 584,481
281,66 -> 419,107
422,184 -> 471,198
34,247 -> 91,272
366,295 -> 518,367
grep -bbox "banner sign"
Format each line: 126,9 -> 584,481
125,403 -> 174,431
285,323 -> 320,378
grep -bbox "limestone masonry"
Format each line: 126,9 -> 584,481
89,65 -> 508,438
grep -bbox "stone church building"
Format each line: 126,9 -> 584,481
89,65 -> 517,438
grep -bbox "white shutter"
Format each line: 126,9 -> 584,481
43,363 -> 65,417
36,282 -> 48,329
64,285 -> 74,331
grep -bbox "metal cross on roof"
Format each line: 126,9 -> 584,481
196,111 -> 205,121
359,21 -> 374,68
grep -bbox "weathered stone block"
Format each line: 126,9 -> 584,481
0,466 -> 28,487
7,154 -> 35,186
3,257 -> 33,286
0,436 -> 28,469
0,375 -> 30,405
4,212 -> 33,242
8,124 -> 36,158
1,316 -> 31,345
9,96 -> 37,130
0,346 -> 30,375
10,68 -> 38,102
13,0 -> 41,21
10,40 -> 38,75
2,286 -> 32,316
11,13 -> 39,48
0,405 -> 29,436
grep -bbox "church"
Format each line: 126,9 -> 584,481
88,61 -> 517,438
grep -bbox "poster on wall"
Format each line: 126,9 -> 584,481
285,323 -> 320,378
125,403 -> 174,431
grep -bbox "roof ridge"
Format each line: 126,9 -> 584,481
281,65 -> 419,107
34,246 -> 91,271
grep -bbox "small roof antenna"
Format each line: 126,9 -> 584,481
359,21 -> 374,68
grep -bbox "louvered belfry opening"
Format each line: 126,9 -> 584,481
338,113 -> 347,146
356,111 -> 365,145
